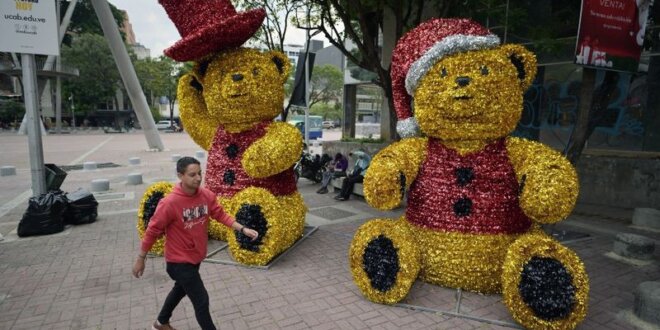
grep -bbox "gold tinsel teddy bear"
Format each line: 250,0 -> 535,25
349,18 -> 589,329
137,0 -> 305,266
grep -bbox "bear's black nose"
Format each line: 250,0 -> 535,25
456,76 -> 470,87
232,74 -> 244,82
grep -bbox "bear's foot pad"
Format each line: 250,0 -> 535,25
203,225 -> 318,269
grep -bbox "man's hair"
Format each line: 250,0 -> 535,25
176,156 -> 200,174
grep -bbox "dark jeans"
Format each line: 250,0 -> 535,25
321,170 -> 346,188
158,263 -> 216,330
339,174 -> 364,199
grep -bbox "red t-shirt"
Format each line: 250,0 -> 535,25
141,183 -> 234,264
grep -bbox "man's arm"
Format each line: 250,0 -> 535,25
209,197 -> 259,240
133,203 -> 170,278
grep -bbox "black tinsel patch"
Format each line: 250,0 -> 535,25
453,197 -> 473,217
225,144 -> 239,159
234,203 -> 267,252
519,174 -> 527,196
363,235 -> 400,292
223,169 -> 236,186
519,257 -> 576,320
455,167 -> 474,186
399,172 -> 406,198
142,192 -> 165,230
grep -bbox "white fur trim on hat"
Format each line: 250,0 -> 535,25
396,117 -> 420,138
405,34 -> 500,95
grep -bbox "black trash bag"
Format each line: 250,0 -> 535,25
17,190 -> 67,237
64,188 -> 98,225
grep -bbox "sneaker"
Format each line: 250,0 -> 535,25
317,187 -> 328,194
153,320 -> 176,330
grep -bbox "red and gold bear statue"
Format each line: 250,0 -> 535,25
138,0 -> 305,266
349,18 -> 589,329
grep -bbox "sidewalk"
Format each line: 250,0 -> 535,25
0,132 -> 658,329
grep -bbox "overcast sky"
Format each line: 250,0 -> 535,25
108,0 -> 317,58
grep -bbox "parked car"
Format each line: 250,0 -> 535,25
155,120 -> 175,130
322,120 -> 335,129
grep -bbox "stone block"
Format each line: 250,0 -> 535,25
83,161 -> 97,171
91,179 -> 110,192
613,233 -> 655,260
632,208 -> 660,231
195,151 -> 206,159
128,157 -> 141,165
634,281 -> 660,325
126,173 -> 143,185
171,154 -> 181,162
0,166 -> 16,176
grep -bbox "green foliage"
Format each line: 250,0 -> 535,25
0,99 -> 25,123
60,0 -> 125,47
310,65 -> 343,107
340,136 -> 385,143
62,34 -> 121,114
310,102 -> 342,120
150,106 -> 161,122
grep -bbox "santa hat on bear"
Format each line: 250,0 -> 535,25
391,18 -> 500,138
159,0 -> 266,62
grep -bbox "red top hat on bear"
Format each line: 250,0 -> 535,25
159,0 -> 266,62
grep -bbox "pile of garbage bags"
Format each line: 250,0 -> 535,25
17,188 -> 98,237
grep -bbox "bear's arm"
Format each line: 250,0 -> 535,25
242,121 -> 303,178
506,136 -> 579,223
177,74 -> 219,151
364,137 -> 428,210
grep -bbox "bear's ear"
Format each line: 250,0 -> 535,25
267,50 -> 291,83
500,44 -> 537,90
189,58 -> 212,93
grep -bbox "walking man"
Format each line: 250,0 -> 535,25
133,157 -> 258,330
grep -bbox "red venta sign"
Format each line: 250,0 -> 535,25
575,0 -> 651,72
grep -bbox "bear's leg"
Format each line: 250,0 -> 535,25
502,233 -> 589,330
137,182 -> 174,256
222,187 -> 305,266
349,218 -> 421,304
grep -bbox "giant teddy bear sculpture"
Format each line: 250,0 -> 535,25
349,18 -> 589,329
137,0 -> 305,266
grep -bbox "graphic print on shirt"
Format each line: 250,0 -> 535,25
182,204 -> 208,229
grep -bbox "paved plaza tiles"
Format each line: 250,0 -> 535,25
0,131 -> 658,329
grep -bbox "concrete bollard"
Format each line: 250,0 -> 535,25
195,150 -> 206,159
632,208 -> 660,231
91,179 -> 110,192
613,233 -> 655,260
0,166 -> 16,176
83,161 -> 97,171
126,173 -> 143,185
634,281 -> 660,326
128,157 -> 141,165
171,154 -> 181,162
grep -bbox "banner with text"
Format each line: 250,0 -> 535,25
0,0 -> 59,55
574,0 -> 650,72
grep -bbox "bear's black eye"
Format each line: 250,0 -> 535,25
480,66 -> 489,75
252,67 -> 259,76
441,68 -> 448,78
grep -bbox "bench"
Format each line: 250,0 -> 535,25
330,176 -> 364,197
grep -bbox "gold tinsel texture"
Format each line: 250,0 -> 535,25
175,47 -> 306,266
502,233 -> 589,330
352,17 -> 587,330
137,182 -> 174,256
350,218 -> 421,304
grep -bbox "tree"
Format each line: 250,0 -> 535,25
309,64 -> 343,107
60,0 -> 125,47
134,56 -> 192,123
61,33 -> 121,114
310,102 -> 341,120
236,0 -> 303,51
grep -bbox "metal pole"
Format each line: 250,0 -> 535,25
503,0 -> 510,43
55,0 -> 62,134
22,54 -> 47,196
91,0 -> 164,151
303,5 -> 311,146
